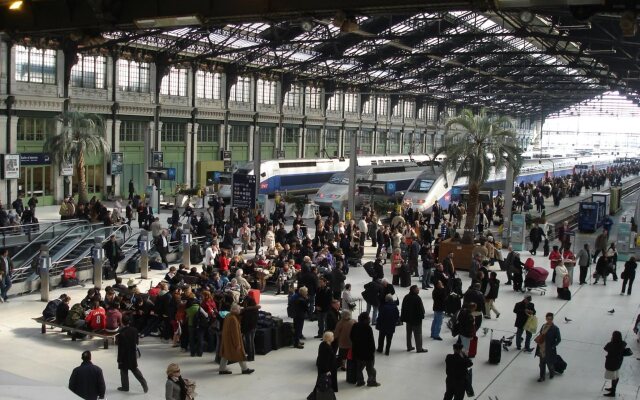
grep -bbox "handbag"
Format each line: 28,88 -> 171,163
534,333 -> 545,345
623,347 -> 633,357
524,315 -> 538,334
562,274 -> 570,288
621,271 -> 627,280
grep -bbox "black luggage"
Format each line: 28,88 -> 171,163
190,245 -> 203,264
555,355 -> 567,374
281,322 -> 294,347
61,277 -> 79,287
557,287 -> 571,300
400,266 -> 411,288
489,339 -> 502,364
126,257 -> 140,274
271,326 -> 281,350
254,327 -> 272,355
346,359 -> 357,384
363,261 -> 375,278
445,294 -> 461,316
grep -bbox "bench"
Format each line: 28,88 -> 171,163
33,317 -> 119,349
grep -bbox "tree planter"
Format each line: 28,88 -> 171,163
438,238 -> 475,270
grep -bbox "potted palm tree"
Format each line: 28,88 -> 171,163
435,108 -> 523,247
44,112 -> 110,204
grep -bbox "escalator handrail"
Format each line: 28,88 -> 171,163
59,224 -> 134,268
10,219 -> 89,262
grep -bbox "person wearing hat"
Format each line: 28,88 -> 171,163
513,295 -> 536,352
68,350 -> 106,400
444,342 -> 473,400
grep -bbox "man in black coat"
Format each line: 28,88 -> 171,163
362,280 -> 383,325
68,351 -> 106,400
401,285 -> 428,353
103,234 -> 122,273
349,312 -> 381,387
513,295 -> 536,352
155,230 -> 169,268
463,282 -> 485,331
117,315 -> 148,393
314,278 -> 333,338
529,223 -> 546,255
444,342 -> 473,400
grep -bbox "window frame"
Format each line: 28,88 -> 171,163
15,45 -> 57,84
230,76 -> 251,103
195,70 -> 221,100
160,68 -> 188,97
70,54 -> 106,89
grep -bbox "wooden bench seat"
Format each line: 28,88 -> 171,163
33,317 -> 119,349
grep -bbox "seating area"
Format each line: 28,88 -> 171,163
33,317 -> 119,349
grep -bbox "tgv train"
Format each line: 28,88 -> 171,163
403,155 -> 617,212
217,154 -> 441,198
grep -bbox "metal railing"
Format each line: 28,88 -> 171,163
1,219 -> 85,249
10,220 -> 89,267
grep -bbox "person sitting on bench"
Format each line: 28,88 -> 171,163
85,300 -> 107,331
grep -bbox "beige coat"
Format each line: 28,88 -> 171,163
333,318 -> 355,349
220,313 -> 246,362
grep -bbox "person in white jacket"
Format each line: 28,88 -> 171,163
264,226 -> 275,251
554,263 -> 570,299
358,216 -> 368,248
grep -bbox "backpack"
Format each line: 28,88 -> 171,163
42,299 -> 62,320
193,307 -> 210,331
447,310 -> 461,337
65,304 -> 85,326
287,293 -> 299,319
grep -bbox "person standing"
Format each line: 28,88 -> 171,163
128,178 -> 135,201
219,303 -> 255,375
117,315 -> 148,393
430,279 -> 447,340
603,331 -> 629,397
443,342 -> 473,400
576,243 -> 591,285
103,234 -> 122,275
504,245 -> 516,285
308,331 -> 338,400
156,229 -> 169,268
375,294 -> 399,356
334,310 -> 355,370
621,256 -> 637,295
314,278 -> 333,339
291,287 -> 309,349
513,295 -> 536,352
350,312 -> 381,387
529,223 -> 545,256
0,248 -> 13,302
401,285 -> 428,353
535,312 -> 561,382
483,272 -> 500,319
68,351 -> 106,400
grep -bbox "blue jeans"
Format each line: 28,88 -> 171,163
293,317 -> 304,345
422,267 -> 433,288
366,303 -> 379,324
516,327 -> 532,350
0,274 -> 12,300
431,311 -> 444,338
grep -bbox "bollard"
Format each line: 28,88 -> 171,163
92,236 -> 105,290
182,224 -> 192,268
139,231 -> 149,279
39,246 -> 51,302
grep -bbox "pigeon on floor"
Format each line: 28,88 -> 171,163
608,309 -> 615,314
564,317 -> 572,323
482,327 -> 489,336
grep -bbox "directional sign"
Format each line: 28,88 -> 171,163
232,173 -> 256,209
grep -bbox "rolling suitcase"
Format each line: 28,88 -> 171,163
281,322 -> 294,347
254,327 -> 272,355
271,326 -> 281,350
554,355 -> 567,374
126,257 -> 139,273
557,287 -> 571,300
400,265 -> 411,288
489,331 -> 501,364
468,336 -> 478,358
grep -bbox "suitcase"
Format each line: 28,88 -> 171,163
271,326 -> 281,350
346,356 -> 357,384
557,287 -> 571,300
554,355 -> 567,374
445,294 -> 461,316
400,268 -> 411,288
489,339 -> 502,364
126,257 -> 140,273
468,336 -> 478,358
254,327 -> 272,355
247,289 -> 261,305
281,322 -> 294,347
104,267 -> 116,280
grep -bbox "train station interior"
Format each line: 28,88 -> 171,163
1,1 -> 640,399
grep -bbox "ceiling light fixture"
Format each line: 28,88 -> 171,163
518,10 -> 535,24
584,48 -> 617,55
134,15 -> 202,29
8,0 -> 22,10
557,22 -> 592,30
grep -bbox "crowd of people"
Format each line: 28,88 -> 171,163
11,160 -> 639,400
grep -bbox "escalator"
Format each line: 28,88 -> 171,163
10,219 -> 89,271
49,224 -> 133,277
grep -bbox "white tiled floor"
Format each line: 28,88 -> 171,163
1,196 -> 639,400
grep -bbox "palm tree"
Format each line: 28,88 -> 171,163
44,112 -> 110,204
435,108 -> 523,244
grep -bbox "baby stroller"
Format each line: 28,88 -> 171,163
523,258 -> 549,295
